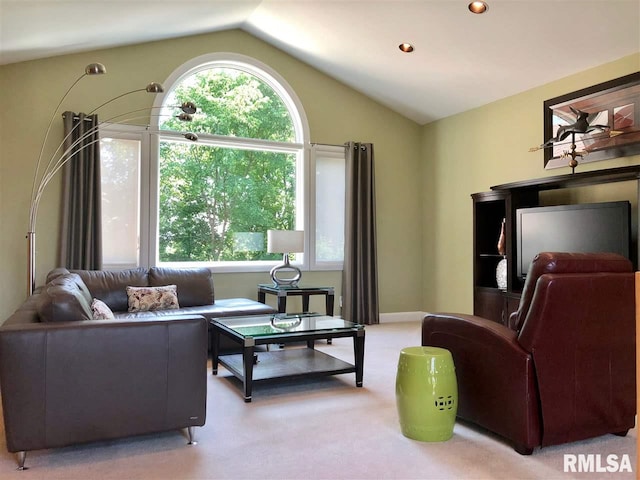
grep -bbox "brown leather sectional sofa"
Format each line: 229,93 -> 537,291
0,266 -> 277,469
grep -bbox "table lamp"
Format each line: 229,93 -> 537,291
267,230 -> 304,286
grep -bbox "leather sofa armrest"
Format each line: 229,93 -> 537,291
0,315 -> 207,453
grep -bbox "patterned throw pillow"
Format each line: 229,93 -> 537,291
91,298 -> 115,320
126,285 -> 180,312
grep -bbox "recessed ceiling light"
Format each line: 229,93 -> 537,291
468,1 -> 488,14
399,43 -> 414,53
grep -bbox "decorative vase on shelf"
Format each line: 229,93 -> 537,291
496,218 -> 507,290
496,257 -> 507,290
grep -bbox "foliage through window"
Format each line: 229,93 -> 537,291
158,66 -> 301,264
100,55 -> 344,272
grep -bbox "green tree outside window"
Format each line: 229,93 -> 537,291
158,67 -> 298,262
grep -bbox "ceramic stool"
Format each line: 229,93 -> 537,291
395,346 -> 458,442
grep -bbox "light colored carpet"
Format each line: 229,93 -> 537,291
0,321 -> 636,480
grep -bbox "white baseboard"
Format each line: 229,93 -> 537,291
379,311 -> 425,323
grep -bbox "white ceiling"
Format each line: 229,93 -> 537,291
1,0 -> 639,124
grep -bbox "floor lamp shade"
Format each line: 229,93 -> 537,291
267,230 -> 304,286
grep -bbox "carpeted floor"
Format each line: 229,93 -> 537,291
0,321 -> 636,479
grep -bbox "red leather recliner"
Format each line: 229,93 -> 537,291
422,252 -> 636,454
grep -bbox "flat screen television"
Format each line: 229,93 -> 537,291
516,201 -> 631,280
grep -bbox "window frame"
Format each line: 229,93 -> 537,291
100,53 -> 345,273
150,130 -> 306,272
150,53 -> 312,273
99,123 -> 150,270
309,144 -> 346,271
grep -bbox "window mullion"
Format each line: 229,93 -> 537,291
159,129 -> 303,153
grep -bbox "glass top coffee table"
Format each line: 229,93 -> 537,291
210,313 -> 365,402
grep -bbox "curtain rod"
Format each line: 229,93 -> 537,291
62,113 -> 94,122
310,142 -> 368,150
310,142 -> 347,148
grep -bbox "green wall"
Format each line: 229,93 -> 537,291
422,53 -> 640,313
1,28 -> 638,322
0,29 -> 424,321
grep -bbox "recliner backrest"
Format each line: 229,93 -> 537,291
510,252 -> 632,331
515,266 -> 635,446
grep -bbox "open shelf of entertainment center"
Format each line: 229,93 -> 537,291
472,164 -> 640,325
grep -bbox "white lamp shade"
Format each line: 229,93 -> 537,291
267,230 -> 304,253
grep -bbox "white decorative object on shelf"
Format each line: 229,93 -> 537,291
495,217 -> 507,290
496,257 -> 507,290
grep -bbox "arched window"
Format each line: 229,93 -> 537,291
152,54 -> 308,269
100,54 -> 343,273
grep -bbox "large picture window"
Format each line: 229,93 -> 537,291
155,55 -> 305,269
100,54 -> 344,273
158,139 -> 298,263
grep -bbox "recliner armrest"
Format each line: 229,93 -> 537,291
422,312 -> 541,450
508,310 -> 519,330
423,312 -> 521,352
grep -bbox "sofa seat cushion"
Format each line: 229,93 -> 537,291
113,299 -> 276,320
196,298 -> 278,319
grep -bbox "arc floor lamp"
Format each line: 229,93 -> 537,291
27,62 -> 197,296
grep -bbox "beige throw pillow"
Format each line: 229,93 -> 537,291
126,285 -> 179,312
91,298 -> 115,320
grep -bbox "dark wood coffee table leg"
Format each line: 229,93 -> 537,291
353,329 -> 365,387
242,339 -> 256,402
302,293 -> 310,312
211,327 -> 220,375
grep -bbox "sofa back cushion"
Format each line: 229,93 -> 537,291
37,273 -> 93,322
73,268 -> 149,313
46,267 -> 71,283
149,267 -> 214,307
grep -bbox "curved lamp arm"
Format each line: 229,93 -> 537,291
26,62 -> 197,296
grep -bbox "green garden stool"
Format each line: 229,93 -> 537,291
395,346 -> 458,442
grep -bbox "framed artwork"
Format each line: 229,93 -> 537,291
543,72 -> 640,169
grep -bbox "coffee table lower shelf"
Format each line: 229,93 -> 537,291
211,314 -> 365,402
218,348 -> 357,387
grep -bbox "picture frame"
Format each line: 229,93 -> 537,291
543,72 -> 640,169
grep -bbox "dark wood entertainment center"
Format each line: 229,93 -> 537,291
472,164 -> 640,325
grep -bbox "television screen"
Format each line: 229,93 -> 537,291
516,201 -> 631,279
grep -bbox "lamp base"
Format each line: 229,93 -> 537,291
270,253 -> 302,287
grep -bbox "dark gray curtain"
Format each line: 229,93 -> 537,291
342,141 -> 379,325
59,111 -> 103,270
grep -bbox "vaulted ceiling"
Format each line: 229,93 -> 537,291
1,0 -> 638,124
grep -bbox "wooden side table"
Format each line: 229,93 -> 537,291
257,284 -> 335,316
